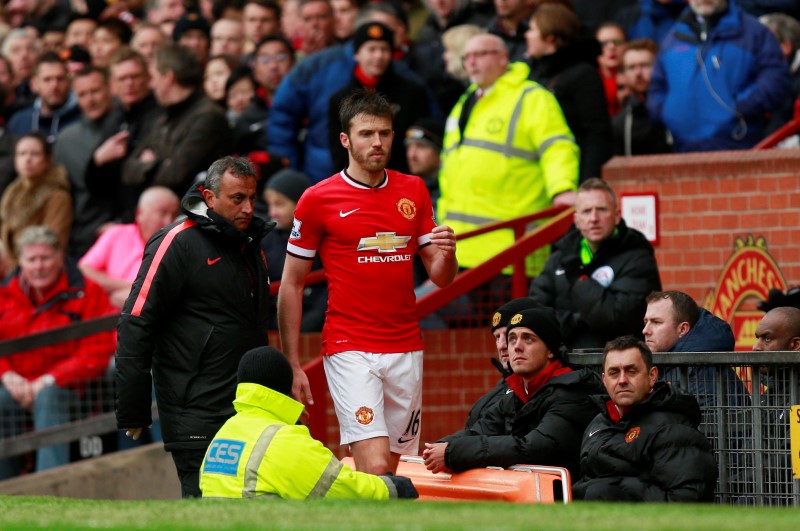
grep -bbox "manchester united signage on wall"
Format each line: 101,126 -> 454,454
705,235 -> 787,350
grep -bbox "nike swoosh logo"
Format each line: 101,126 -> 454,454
588,429 -> 601,437
207,257 -> 222,266
397,436 -> 415,444
339,208 -> 360,218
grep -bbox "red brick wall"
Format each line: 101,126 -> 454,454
603,150 -> 800,300
286,149 -> 800,455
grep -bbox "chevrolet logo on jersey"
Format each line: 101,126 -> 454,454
357,232 -> 411,253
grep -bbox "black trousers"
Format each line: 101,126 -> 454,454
170,448 -> 207,498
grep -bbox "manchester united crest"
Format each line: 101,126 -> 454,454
396,198 -> 417,220
355,406 -> 374,425
492,312 -> 501,327
625,426 -> 640,443
367,24 -> 384,39
509,313 -> 522,325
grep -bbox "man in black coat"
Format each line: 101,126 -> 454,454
530,178 -> 661,350
115,157 -> 275,498
463,297 -> 540,430
422,307 -> 603,480
573,335 -> 718,502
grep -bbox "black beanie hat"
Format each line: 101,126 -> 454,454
237,346 -> 294,397
491,297 -> 541,332
173,11 -> 211,42
405,118 -> 445,151
506,307 -> 563,357
353,21 -> 394,53
266,169 -> 312,204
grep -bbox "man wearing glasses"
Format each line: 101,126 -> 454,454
437,33 -> 579,311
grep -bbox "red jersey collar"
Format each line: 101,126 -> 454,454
339,169 -> 389,190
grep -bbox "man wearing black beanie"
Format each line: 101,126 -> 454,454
462,297 -> 540,430
423,307 -> 604,481
200,346 -> 418,500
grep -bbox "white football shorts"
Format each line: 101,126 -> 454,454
323,350 -> 423,455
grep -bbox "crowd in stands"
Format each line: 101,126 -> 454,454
0,0 -> 799,494
0,0 -> 796,289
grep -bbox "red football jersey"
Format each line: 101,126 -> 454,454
287,170 -> 436,355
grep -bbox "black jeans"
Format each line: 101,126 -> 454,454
170,448 -> 207,498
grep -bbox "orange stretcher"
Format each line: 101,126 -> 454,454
342,456 -> 572,504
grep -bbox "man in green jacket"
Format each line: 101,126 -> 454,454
200,346 -> 418,500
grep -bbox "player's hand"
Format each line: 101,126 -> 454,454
292,367 -> 314,406
124,427 -> 149,441
422,442 -> 451,474
430,225 -> 456,256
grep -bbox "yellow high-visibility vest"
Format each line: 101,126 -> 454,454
438,62 -> 579,275
200,383 -> 394,500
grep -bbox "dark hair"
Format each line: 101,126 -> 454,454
300,0 -> 331,10
95,18 -> 134,45
578,177 -> 617,209
254,34 -> 295,63
109,46 -> 148,72
225,65 -> 256,97
16,131 -> 53,157
154,43 -> 203,87
205,156 -> 258,194
207,53 -> 241,72
356,1 -> 408,29
623,38 -> 658,59
34,51 -> 67,77
602,335 -> 653,371
646,291 -> 700,328
532,3 -> 580,49
595,20 -> 626,39
245,0 -> 282,20
73,64 -> 109,82
338,89 -> 394,134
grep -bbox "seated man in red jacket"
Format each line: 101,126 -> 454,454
0,225 -> 116,479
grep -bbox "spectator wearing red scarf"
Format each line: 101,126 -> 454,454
423,307 -> 603,481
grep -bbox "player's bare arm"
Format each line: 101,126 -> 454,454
421,225 -> 458,287
277,254 -> 315,405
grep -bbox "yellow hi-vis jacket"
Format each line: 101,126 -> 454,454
438,62 -> 579,276
200,383 -> 397,500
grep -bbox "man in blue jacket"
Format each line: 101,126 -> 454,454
642,290 -> 748,408
648,0 -> 791,151
267,3 -> 431,183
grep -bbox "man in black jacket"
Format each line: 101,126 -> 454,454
530,177 -> 661,350
573,335 -> 718,502
422,307 -> 603,480
643,290 -> 748,408
115,156 -> 274,498
463,297 -> 540,430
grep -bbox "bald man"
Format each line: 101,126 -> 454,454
79,186 -> 180,307
752,306 -> 800,504
753,307 -> 800,352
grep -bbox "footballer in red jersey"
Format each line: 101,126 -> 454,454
278,90 -> 457,475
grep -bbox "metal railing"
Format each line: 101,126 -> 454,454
570,351 -> 800,506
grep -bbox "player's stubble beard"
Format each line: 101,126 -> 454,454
350,145 -> 390,173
